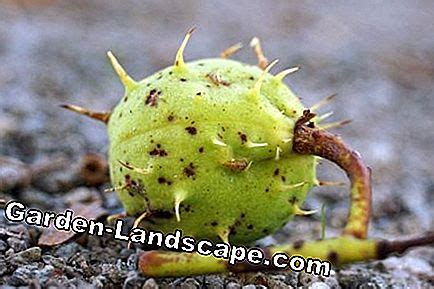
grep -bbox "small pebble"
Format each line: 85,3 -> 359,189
92,275 -> 107,288
126,253 -> 138,271
0,259 -> 8,275
0,239 -> 8,252
101,263 -> 125,285
54,242 -> 81,259
142,278 -> 159,289
7,237 -> 28,252
226,282 -> 241,289
120,248 -> 135,260
37,265 -> 54,283
309,282 -> 330,289
203,275 -> 225,288
10,247 -> 41,265
299,271 -> 321,286
122,270 -> 145,289
8,266 -> 35,286
42,254 -> 66,269
180,278 -> 200,289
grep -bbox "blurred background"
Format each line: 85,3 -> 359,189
0,1 -> 433,287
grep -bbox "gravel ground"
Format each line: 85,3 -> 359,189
0,1 -> 433,288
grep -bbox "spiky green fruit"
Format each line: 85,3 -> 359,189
107,32 -> 316,244
62,31 -> 434,278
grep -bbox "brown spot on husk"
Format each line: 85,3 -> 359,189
185,126 -> 197,135
145,89 -> 159,107
183,163 -> 196,178
238,132 -> 248,143
149,145 -> 168,157
288,196 -> 298,204
223,159 -> 249,171
206,72 -> 230,86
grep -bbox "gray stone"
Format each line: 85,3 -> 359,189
179,278 -> 200,289
226,282 -> 242,289
10,247 -> 41,265
6,237 -> 28,252
142,278 -> 159,289
0,240 -> 8,252
309,282 -> 330,289
54,242 -> 82,259
42,254 -> 66,269
8,266 -> 35,286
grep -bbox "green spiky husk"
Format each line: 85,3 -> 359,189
108,58 -> 316,244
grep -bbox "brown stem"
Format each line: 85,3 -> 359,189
293,110 -> 372,239
377,231 -> 434,259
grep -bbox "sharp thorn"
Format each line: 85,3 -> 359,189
174,192 -> 187,222
174,26 -> 196,68
212,138 -> 227,147
217,229 -> 230,244
316,111 -> 334,123
118,160 -> 152,175
60,104 -> 111,124
294,204 -> 318,216
246,141 -> 268,148
320,119 -> 352,130
316,180 -> 346,187
220,42 -> 243,58
281,182 -> 306,191
128,211 -> 150,249
107,51 -> 137,91
250,37 -> 269,70
311,93 -> 337,111
275,146 -> 282,160
275,66 -> 300,82
245,161 -> 253,171
174,201 -> 181,222
253,59 -> 279,95
106,212 -> 127,224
